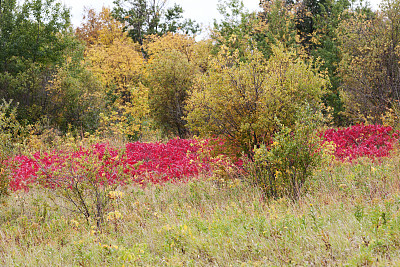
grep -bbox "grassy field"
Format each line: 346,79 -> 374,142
1,150 -> 400,266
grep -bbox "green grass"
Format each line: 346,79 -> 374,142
2,155 -> 400,266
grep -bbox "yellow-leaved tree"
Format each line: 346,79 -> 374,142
337,0 -> 400,124
186,43 -> 328,157
187,41 -> 328,200
78,8 -> 148,139
144,33 -> 212,137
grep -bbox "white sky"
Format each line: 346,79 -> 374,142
62,0 -> 382,30
63,0 -> 260,28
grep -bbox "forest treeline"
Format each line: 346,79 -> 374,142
1,0 -> 400,146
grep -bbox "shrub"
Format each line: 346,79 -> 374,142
246,104 -> 324,200
186,43 -> 327,158
6,139 -> 220,191
145,33 -> 210,138
0,165 -> 10,202
146,49 -> 196,138
0,99 -> 30,199
35,144 -> 130,227
0,99 -> 28,159
322,124 -> 400,161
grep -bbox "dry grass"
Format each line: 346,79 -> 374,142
2,136 -> 400,266
1,154 -> 400,266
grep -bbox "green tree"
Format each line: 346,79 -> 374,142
0,0 -> 71,123
303,0 -> 352,125
112,0 -> 199,48
0,0 -> 70,70
46,42 -> 104,133
145,33 -> 211,138
212,0 -> 261,58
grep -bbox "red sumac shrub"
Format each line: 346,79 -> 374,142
322,124 -> 399,161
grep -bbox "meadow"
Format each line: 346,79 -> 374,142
1,125 -> 400,266
3,0 -> 400,265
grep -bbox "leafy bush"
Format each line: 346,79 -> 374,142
35,144 -> 129,227
0,100 -> 27,158
0,99 -> 29,199
144,33 -> 211,138
146,49 -> 196,138
246,105 -> 324,200
0,165 -> 10,202
46,43 -> 104,133
186,43 -> 327,157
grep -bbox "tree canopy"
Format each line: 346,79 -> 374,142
1,0 -> 399,143
112,0 -> 200,47
0,0 -> 72,123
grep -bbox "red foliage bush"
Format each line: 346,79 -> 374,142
6,124 -> 399,192
322,124 -> 399,161
6,139 -> 216,192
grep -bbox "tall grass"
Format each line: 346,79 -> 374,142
1,152 -> 400,266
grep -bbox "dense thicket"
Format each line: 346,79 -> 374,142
0,0 -> 71,124
186,44 -> 327,156
338,0 -> 400,124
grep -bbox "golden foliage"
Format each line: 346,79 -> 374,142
337,3 -> 400,123
82,8 -> 149,138
186,43 -> 327,155
76,7 -> 126,46
145,32 -> 212,72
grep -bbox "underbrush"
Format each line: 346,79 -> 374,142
1,154 -> 400,266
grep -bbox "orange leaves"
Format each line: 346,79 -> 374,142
76,7 -> 126,46
78,7 -> 144,94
